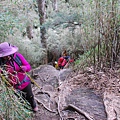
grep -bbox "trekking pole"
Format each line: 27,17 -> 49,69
25,72 -> 42,90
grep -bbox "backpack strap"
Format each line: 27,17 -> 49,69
15,54 -> 22,66
15,75 -> 30,89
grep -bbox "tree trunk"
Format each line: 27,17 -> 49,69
26,25 -> 33,39
37,0 -> 47,48
65,0 -> 69,3
37,0 -> 47,63
52,0 -> 58,11
37,0 -> 46,25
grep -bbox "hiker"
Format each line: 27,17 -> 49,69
0,42 -> 38,112
58,50 -> 73,69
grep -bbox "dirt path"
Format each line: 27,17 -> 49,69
29,65 -> 120,120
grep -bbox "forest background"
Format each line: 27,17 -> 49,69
0,0 -> 120,119
1,0 -> 119,69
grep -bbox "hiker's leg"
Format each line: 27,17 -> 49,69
22,83 -> 36,109
59,65 -> 63,70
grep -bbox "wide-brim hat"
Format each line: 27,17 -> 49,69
0,42 -> 18,57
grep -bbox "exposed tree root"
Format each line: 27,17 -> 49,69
57,95 -> 64,120
35,97 -> 57,113
64,104 -> 95,120
65,118 -> 75,120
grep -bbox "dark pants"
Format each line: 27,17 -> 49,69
22,83 -> 36,109
59,65 -> 64,69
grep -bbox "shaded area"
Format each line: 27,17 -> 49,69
64,88 -> 107,120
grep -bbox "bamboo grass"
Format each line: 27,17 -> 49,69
0,67 -> 32,120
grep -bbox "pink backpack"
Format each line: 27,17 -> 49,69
61,59 -> 67,67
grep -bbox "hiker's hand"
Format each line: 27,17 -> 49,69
21,66 -> 27,72
7,66 -> 14,73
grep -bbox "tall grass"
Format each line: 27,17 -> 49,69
0,68 -> 32,120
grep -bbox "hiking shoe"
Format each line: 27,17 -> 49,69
33,106 -> 38,112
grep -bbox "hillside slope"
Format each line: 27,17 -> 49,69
30,65 -> 120,120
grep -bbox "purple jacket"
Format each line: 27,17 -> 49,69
7,52 -> 31,90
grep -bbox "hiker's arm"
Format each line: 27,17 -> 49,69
7,66 -> 14,73
16,53 -> 31,72
64,56 -> 70,60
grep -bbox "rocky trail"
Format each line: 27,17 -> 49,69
29,65 -> 120,120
